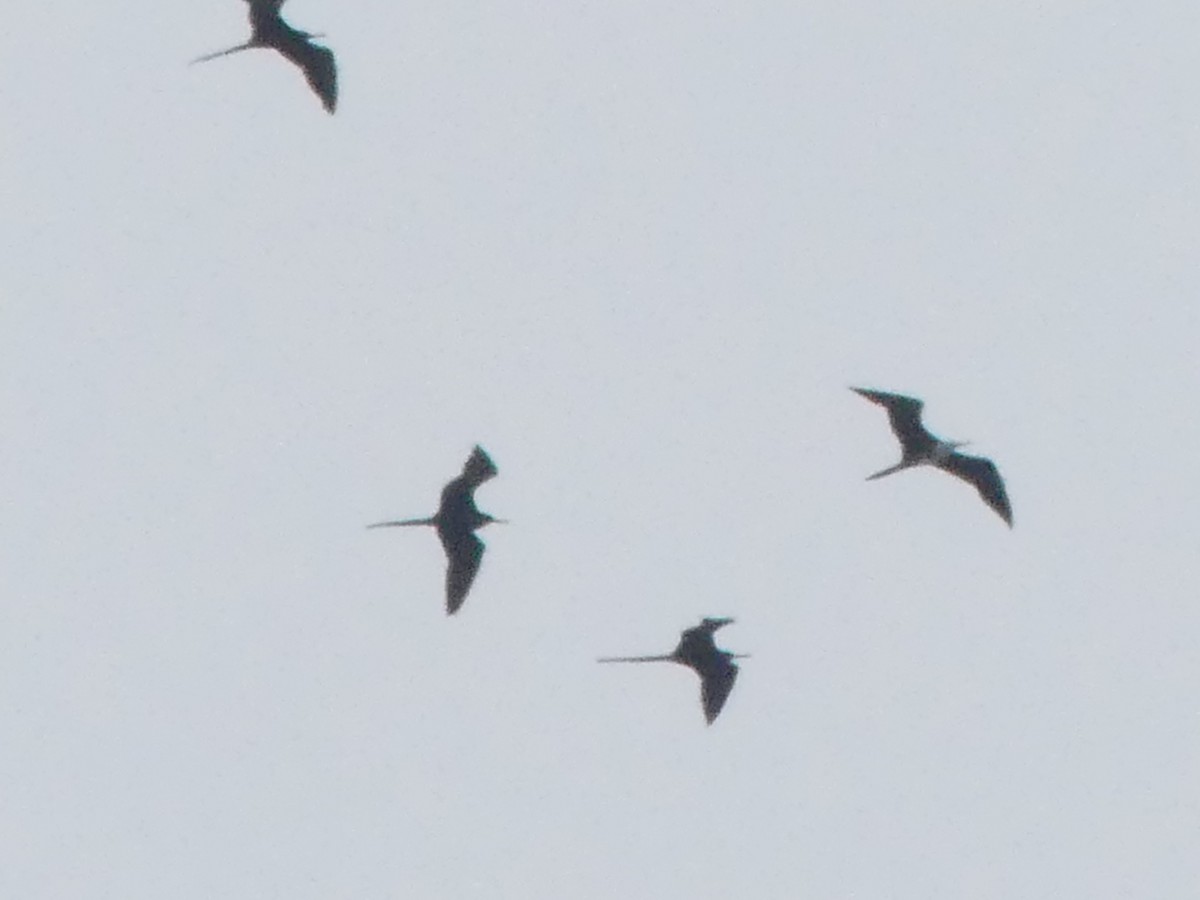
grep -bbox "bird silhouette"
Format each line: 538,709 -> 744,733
852,387 -> 1012,526
598,617 -> 746,724
368,445 -> 505,615
193,0 -> 337,113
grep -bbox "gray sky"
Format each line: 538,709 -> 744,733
3,1 -> 1198,897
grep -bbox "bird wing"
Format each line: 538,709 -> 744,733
698,658 -> 739,724
938,452 -> 1012,526
851,387 -> 932,447
438,446 -> 499,509
441,529 -> 485,615
275,37 -> 337,113
461,445 -> 499,488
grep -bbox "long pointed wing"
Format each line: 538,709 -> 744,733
442,530 -> 485,614
440,445 -> 499,509
852,387 -> 934,451
699,659 -> 739,724
275,38 -> 337,112
697,616 -> 735,633
938,452 -> 1012,526
461,445 -> 499,488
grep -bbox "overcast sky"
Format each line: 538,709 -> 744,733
3,2 -> 1199,897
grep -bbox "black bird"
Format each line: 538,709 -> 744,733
852,387 -> 1012,526
598,618 -> 746,724
368,445 -> 506,615
193,0 -> 337,113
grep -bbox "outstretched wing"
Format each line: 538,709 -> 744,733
460,445 -> 499,489
851,387 -> 933,451
276,37 -> 337,113
439,445 -> 500,511
698,659 -> 739,724
441,530 -> 485,614
939,452 -> 1012,526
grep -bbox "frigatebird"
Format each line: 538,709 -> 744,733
193,0 -> 337,113
368,445 -> 505,615
598,618 -> 746,724
852,387 -> 1012,526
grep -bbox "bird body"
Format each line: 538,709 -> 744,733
369,446 -> 504,615
852,387 -> 1012,526
599,618 -> 744,724
193,0 -> 337,113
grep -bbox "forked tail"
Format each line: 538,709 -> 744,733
366,517 -> 436,529
866,460 -> 912,481
191,42 -> 254,64
596,655 -> 674,663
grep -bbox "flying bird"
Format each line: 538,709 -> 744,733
193,0 -> 337,113
852,387 -> 1012,526
368,445 -> 506,615
598,617 -> 746,724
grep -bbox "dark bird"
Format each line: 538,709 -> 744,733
598,617 -> 746,724
368,445 -> 506,615
852,387 -> 1012,526
193,0 -> 337,113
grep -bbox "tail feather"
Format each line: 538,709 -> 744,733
191,42 -> 254,64
367,517 -> 436,529
597,655 -> 674,663
866,461 -> 911,480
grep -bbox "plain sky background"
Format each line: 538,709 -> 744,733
3,2 -> 1199,897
